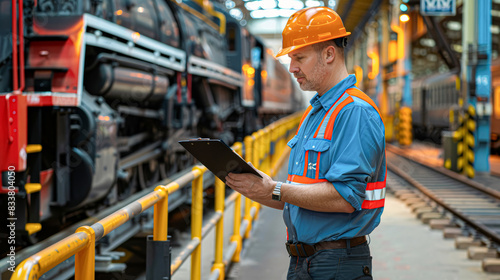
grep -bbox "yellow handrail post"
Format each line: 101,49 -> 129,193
211,177 -> 225,279
231,192 -> 242,262
74,226 -> 95,280
231,142 -> 243,262
260,129 -> 267,173
191,166 -> 206,280
153,185 -> 170,241
264,128 -> 271,174
252,131 -> 263,221
243,135 -> 254,238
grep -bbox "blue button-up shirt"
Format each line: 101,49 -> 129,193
284,74 -> 385,244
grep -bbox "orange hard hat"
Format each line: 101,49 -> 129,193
276,6 -> 351,57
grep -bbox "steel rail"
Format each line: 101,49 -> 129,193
387,152 -> 500,246
387,144 -> 500,200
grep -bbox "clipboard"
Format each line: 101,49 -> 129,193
178,139 -> 262,183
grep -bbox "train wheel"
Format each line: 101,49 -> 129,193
138,159 -> 160,189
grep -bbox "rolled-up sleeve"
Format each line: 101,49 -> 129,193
324,105 -> 385,210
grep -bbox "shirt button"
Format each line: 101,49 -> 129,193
312,145 -> 315,148
304,135 -> 307,138
296,162 -> 298,165
286,206 -> 288,209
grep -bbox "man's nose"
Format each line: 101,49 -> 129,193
289,63 -> 299,74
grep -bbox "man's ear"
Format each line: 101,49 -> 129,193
324,46 -> 335,63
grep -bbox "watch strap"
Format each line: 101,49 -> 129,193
272,181 -> 283,201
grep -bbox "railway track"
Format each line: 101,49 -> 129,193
386,148 -> 500,272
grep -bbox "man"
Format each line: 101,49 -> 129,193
225,6 -> 385,280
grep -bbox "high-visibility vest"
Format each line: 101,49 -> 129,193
288,87 -> 386,209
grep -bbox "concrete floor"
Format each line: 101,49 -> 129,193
232,193 -> 500,280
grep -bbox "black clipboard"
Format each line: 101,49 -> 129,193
178,139 -> 262,183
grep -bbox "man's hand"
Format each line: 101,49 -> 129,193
225,163 -> 275,201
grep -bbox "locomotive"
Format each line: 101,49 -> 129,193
0,0 -> 302,246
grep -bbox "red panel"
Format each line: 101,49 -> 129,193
0,94 -> 27,172
27,16 -> 84,95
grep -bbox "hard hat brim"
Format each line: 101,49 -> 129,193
276,32 -> 351,57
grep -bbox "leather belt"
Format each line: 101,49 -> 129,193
285,236 -> 367,257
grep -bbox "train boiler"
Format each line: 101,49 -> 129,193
0,0 -> 301,246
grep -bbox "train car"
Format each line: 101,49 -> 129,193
411,68 -> 500,151
0,0 -> 301,246
411,71 -> 460,142
491,60 -> 500,154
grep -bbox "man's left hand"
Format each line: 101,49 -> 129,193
225,164 -> 275,201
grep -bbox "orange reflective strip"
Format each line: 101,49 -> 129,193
287,174 -> 328,184
345,88 -> 382,117
315,152 -> 321,179
324,96 -> 354,140
296,105 -> 313,135
313,93 -> 346,138
303,151 -> 309,175
367,167 -> 387,190
366,181 -> 385,190
361,199 -> 385,209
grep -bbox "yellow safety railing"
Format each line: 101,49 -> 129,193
11,111 -> 303,280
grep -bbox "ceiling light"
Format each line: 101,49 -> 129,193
279,9 -> 297,17
305,0 -> 322,7
261,0 -> 277,9
278,0 -> 303,10
230,8 -> 244,20
420,38 -> 436,47
399,14 -> 410,22
225,0 -> 235,9
492,25 -> 500,34
245,1 -> 261,11
446,21 -> 461,31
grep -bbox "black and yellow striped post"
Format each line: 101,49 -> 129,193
464,105 -> 476,178
398,106 -> 412,146
394,102 -> 400,143
452,111 -> 464,172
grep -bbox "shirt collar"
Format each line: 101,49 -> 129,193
309,74 -> 357,112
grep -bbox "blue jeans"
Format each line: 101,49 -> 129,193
287,241 -> 372,280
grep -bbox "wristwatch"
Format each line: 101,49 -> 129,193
272,181 -> 283,201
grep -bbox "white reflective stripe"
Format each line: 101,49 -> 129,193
316,93 -> 350,139
287,181 -> 301,185
286,180 -> 316,186
365,188 -> 386,201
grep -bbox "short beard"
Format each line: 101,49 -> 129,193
299,56 -> 327,92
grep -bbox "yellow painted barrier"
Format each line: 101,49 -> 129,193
191,166 -> 206,280
11,111 -> 303,280
244,134 -> 255,239
230,143 -> 243,263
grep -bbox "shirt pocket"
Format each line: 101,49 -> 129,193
287,135 -> 299,148
303,139 -> 330,179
